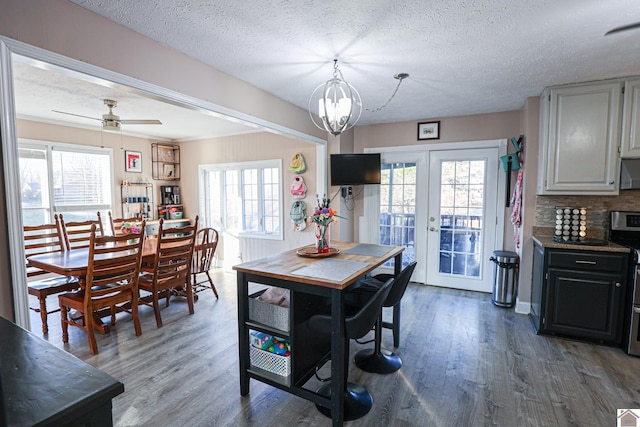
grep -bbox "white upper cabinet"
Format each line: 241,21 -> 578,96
538,81 -> 622,195
621,78 -> 640,158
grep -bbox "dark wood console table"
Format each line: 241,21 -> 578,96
233,242 -> 403,427
0,316 -> 124,426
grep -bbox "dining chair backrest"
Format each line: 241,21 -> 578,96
85,223 -> 145,303
107,211 -> 129,236
23,214 -> 66,277
151,216 -> 199,292
192,227 -> 219,277
345,278 -> 394,340
384,261 -> 417,308
59,212 -> 104,250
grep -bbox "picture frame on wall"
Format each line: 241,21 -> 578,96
417,121 -> 440,140
162,163 -> 175,179
125,150 -> 142,173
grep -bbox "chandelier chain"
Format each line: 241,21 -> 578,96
362,77 -> 405,113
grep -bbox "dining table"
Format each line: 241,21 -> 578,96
233,241 -> 404,427
26,236 -> 160,334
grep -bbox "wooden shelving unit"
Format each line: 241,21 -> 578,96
151,142 -> 180,181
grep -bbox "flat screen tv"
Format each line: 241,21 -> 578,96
330,153 -> 381,186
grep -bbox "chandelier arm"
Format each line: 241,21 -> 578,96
362,77 -> 405,113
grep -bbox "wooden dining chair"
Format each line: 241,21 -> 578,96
24,214 -> 80,334
58,223 -> 145,355
191,227 -> 219,299
107,211 -> 129,236
59,212 -> 104,250
139,216 -> 199,327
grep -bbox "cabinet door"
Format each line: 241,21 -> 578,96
530,242 -> 545,332
622,78 -> 640,158
540,82 -> 622,194
545,268 -> 625,343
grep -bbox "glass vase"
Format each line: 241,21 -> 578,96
315,223 -> 331,253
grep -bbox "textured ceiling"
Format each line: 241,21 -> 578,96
16,1 -> 640,138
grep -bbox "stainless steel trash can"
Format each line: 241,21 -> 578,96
490,250 -> 518,307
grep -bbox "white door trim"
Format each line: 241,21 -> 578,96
364,139 -> 507,285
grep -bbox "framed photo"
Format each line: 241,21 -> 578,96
162,163 -> 175,179
417,121 -> 440,140
125,150 -> 142,173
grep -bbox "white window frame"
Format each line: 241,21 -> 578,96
19,139 -> 115,223
199,159 -> 283,240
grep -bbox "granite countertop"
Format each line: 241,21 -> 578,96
531,234 -> 630,253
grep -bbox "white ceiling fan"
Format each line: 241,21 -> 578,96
605,22 -> 640,36
53,98 -> 162,131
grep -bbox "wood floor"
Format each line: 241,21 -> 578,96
30,270 -> 640,426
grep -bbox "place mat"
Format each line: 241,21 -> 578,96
342,243 -> 394,257
291,259 -> 369,282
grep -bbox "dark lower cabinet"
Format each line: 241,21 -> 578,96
530,242 -> 629,345
1,317 -> 124,426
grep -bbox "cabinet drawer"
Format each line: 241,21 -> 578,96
547,251 -> 627,272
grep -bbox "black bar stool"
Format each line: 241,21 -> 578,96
349,261 -> 417,374
307,278 -> 393,421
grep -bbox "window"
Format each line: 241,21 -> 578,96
200,160 -> 283,240
19,141 -> 113,226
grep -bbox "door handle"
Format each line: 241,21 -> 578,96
634,307 -> 640,314
575,260 -> 596,265
615,282 -> 622,288
429,227 -> 438,232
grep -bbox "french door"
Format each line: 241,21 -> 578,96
426,148 -> 499,292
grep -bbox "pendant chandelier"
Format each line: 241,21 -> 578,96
309,59 -> 409,136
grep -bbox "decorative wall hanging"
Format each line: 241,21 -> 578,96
125,150 -> 142,173
417,121 -> 440,140
290,176 -> 307,199
289,152 -> 306,174
290,200 -> 307,231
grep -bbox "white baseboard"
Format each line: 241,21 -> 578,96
515,299 -> 530,315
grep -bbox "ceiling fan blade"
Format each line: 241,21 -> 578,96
52,110 -> 102,121
119,119 -> 162,125
605,22 -> 640,36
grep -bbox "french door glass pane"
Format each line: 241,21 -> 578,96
438,160 -> 485,277
379,162 -> 416,268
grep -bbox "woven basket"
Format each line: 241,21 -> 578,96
248,290 -> 289,331
250,346 -> 290,377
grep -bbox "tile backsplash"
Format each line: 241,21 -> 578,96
535,190 -> 640,239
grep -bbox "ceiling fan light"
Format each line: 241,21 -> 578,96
102,119 -> 121,131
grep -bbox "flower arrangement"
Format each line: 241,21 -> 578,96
306,194 -> 340,253
120,221 -> 142,235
